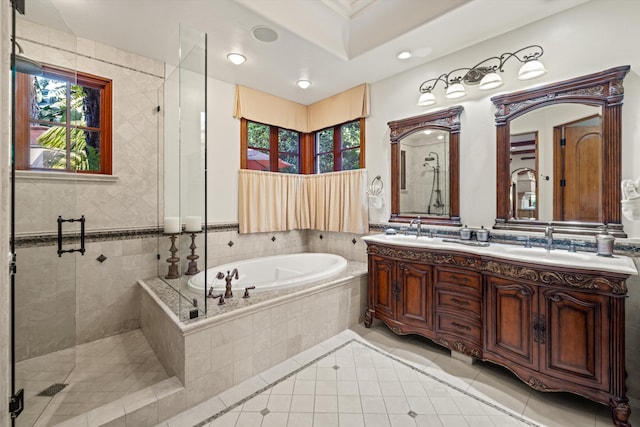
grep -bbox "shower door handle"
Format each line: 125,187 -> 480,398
57,215 -> 86,257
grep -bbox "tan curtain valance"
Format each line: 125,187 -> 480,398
238,169 -> 368,234
233,83 -> 369,132
233,85 -> 308,131
307,84 -> 369,132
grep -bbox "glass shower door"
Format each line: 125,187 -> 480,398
11,3 -> 80,425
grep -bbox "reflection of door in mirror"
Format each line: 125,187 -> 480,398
553,114 -> 601,222
399,130 -> 449,216
509,104 -> 601,222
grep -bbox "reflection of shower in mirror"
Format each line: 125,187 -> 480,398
423,152 -> 444,214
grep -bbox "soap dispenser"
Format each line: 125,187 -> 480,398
477,226 -> 489,242
596,226 -> 614,257
460,225 -> 471,240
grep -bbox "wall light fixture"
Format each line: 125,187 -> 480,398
417,45 -> 546,107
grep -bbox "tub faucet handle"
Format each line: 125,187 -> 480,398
211,293 -> 225,305
216,271 -> 225,280
243,286 -> 256,298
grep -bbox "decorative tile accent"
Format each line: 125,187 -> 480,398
352,238 -> 357,244
271,236 -> 276,242
228,240 -> 234,247
319,234 -> 323,240
192,339 -> 539,427
260,408 -> 270,416
96,254 -> 107,263
332,365 -> 340,371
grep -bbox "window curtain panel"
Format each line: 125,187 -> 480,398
238,169 -> 368,234
233,83 -> 369,133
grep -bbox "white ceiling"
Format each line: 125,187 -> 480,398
20,0 -> 589,105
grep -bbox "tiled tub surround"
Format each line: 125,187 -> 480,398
139,263 -> 367,423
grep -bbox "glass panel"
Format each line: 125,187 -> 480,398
317,153 -> 334,173
73,85 -> 101,127
341,148 -> 360,171
317,128 -> 333,153
161,23 -> 207,321
279,153 -> 299,174
33,75 -> 68,123
13,5 -> 79,425
248,121 -> 269,149
341,121 -> 360,149
278,128 -> 298,153
247,148 -> 270,171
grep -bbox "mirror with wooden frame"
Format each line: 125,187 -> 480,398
388,106 -> 462,225
493,65 -> 630,237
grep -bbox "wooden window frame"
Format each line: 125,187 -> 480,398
240,118 -> 302,173
241,117 -> 365,175
15,64 -> 113,174
313,118 -> 365,173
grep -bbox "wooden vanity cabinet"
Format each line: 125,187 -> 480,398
364,241 -> 633,427
368,253 -> 434,337
484,270 -> 619,402
434,266 -> 483,357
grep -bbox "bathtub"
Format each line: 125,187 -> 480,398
187,252 -> 348,293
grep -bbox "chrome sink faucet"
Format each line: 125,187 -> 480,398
410,216 -> 422,237
545,226 -> 554,252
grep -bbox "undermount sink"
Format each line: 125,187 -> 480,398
496,245 -> 592,261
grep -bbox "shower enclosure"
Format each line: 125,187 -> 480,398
157,24 -> 209,320
9,1 -> 166,425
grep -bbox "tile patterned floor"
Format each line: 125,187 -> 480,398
158,324 -> 637,427
15,329 -> 169,427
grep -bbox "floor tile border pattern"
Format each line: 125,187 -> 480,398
193,338 -> 540,427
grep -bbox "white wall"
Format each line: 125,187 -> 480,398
366,0 -> 640,238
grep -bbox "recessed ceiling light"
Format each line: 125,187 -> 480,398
227,53 -> 246,65
297,80 -> 312,89
396,51 -> 412,60
252,26 -> 278,43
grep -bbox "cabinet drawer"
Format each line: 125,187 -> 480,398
436,268 -> 481,291
435,313 -> 481,343
435,287 -> 481,316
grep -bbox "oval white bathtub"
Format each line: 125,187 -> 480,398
187,253 -> 348,293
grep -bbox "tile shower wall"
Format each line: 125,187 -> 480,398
14,236 -> 159,360
12,20 -> 164,360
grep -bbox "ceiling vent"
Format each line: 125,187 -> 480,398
252,26 -> 278,43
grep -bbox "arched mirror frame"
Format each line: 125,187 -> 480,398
389,105 -> 462,226
492,65 -> 630,237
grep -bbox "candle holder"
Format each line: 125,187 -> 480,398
184,232 -> 200,275
165,233 -> 180,279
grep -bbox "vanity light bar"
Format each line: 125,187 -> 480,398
417,45 -> 546,107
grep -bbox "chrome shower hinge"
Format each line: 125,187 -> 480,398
9,253 -> 17,276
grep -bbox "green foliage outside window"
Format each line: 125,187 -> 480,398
30,75 -> 101,171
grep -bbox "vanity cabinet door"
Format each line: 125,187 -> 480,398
397,262 -> 433,331
540,289 -> 609,391
485,276 -> 538,371
369,255 -> 395,321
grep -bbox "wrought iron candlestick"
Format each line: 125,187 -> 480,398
185,232 -> 200,275
165,233 -> 180,279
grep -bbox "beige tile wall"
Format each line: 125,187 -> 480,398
11,19 -> 163,361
